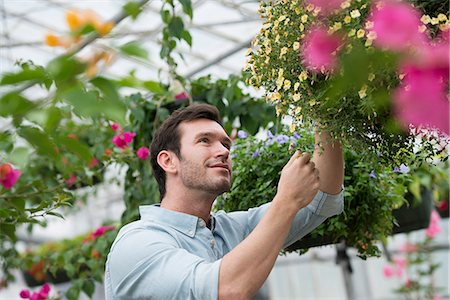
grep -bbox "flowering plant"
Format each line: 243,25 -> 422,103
246,0 -> 449,162
215,126 -> 446,258
382,210 -> 445,298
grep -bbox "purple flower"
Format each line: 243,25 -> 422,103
393,164 -> 410,174
292,132 -> 301,139
276,135 -> 289,144
267,131 -> 274,140
19,289 -> 30,299
369,171 -> 377,178
252,150 -> 260,158
237,130 -> 248,139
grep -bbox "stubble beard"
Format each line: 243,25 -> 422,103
179,157 -> 231,196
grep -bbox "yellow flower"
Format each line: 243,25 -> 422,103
437,14 -> 447,22
295,7 -> 301,15
299,23 -> 305,31
265,46 -> 271,55
348,29 -> 356,37
431,18 -> 439,25
344,16 -> 351,24
333,22 -> 342,31
350,9 -> 361,18
299,71 -> 307,81
265,56 -> 270,64
276,106 -> 283,116
290,123 -> 297,133
399,73 -> 405,80
365,39 -> 373,47
278,68 -> 284,77
358,85 -> 367,98
306,4 -> 314,11
275,34 -> 280,43
278,15 -> 286,22
283,80 -> 291,90
439,23 -> 450,31
294,82 -> 300,91
276,77 -> 284,89
271,92 -> 281,101
368,73 -> 375,81
309,99 -> 317,106
421,15 -> 431,24
262,23 -> 272,29
293,42 -> 300,50
340,0 -> 351,9
245,48 -> 252,56
279,47 -> 288,58
274,20 -> 280,27
419,25 -> 427,33
295,106 -> 302,114
357,29 -> 365,38
301,14 -> 308,23
292,93 -> 301,101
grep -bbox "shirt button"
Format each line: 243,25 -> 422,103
210,240 -> 215,247
188,230 -> 194,235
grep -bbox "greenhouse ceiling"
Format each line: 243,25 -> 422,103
0,0 -> 262,86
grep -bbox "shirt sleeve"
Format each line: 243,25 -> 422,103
223,189 -> 344,248
105,228 -> 221,300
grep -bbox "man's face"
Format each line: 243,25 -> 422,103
177,119 -> 232,196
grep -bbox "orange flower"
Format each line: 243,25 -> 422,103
97,22 -> 114,36
45,34 -> 61,47
104,148 -> 112,157
66,10 -> 83,31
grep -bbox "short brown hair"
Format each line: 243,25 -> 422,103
150,104 -> 223,200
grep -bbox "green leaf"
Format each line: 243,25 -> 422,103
0,224 -> 16,241
65,284 -> 81,300
45,106 -> 64,132
46,211 -> 65,219
161,9 -> 171,24
0,93 -> 36,117
0,132 -> 13,152
82,279 -> 95,297
178,0 -> 193,19
0,68 -> 46,85
168,16 -> 184,39
55,135 -> 93,163
143,81 -> 164,93
46,56 -> 86,82
18,126 -> 58,158
119,41 -> 149,60
90,77 -> 120,103
8,147 -> 30,168
181,30 -> 192,46
123,1 -> 143,20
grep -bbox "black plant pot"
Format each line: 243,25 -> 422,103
392,189 -> 433,235
22,271 -> 47,287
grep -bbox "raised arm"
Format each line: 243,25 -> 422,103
219,150 -> 320,299
311,130 -> 344,195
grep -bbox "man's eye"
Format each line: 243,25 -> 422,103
199,138 -> 209,143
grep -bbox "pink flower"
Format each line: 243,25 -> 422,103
112,132 -> 136,149
437,199 -> 448,212
394,257 -> 407,276
425,210 -> 442,238
301,26 -> 343,73
110,122 -> 121,132
175,92 -> 189,101
19,289 -> 31,299
38,283 -> 50,298
369,1 -> 425,52
382,265 -> 395,277
0,163 -> 21,190
88,158 -> 99,168
92,225 -> 116,238
393,66 -> 449,135
434,295 -> 444,300
306,0 -> 345,16
399,242 -> 417,253
65,174 -> 76,187
136,146 -> 150,160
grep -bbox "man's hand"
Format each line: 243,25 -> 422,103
275,151 -> 320,210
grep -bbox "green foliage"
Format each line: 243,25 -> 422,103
215,127 -> 442,259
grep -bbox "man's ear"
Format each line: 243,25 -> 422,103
157,150 -> 178,174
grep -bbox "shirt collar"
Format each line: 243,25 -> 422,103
139,204 -> 215,237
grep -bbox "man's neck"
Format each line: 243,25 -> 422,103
160,189 -> 215,224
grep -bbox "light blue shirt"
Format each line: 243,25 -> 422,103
105,190 -> 344,299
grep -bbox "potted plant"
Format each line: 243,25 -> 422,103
245,0 -> 449,163
215,126 -> 447,259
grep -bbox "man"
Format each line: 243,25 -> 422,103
105,104 -> 344,299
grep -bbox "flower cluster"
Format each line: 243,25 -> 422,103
382,210 -> 444,298
246,0 -> 449,160
110,122 -> 150,160
0,163 -> 21,189
19,283 -> 51,300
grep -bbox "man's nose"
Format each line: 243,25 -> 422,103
215,143 -> 230,158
